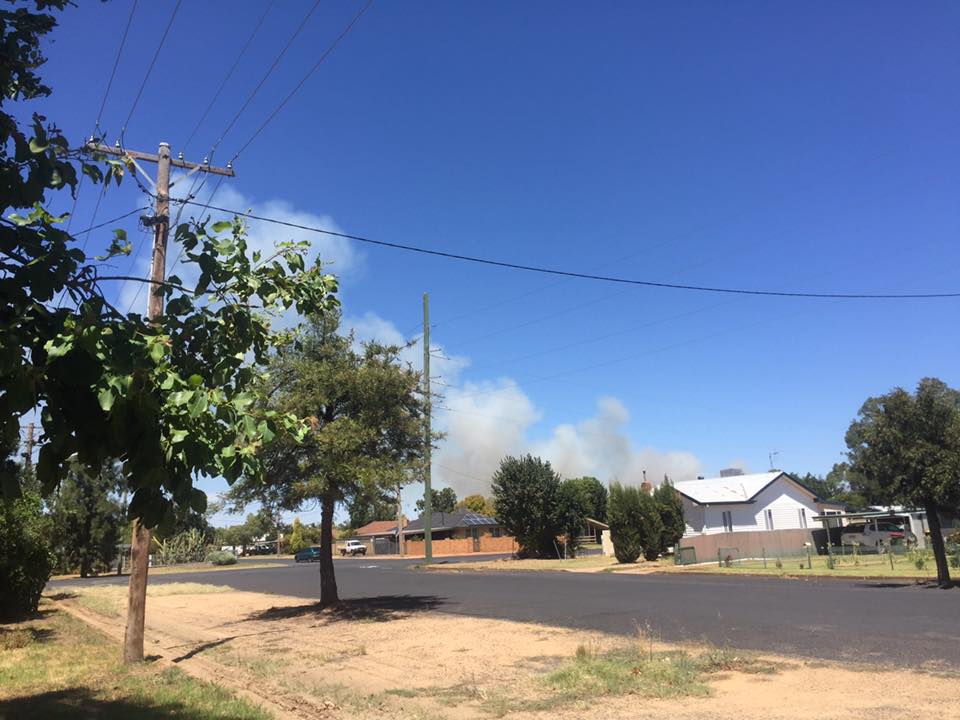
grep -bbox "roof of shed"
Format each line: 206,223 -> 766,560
353,520 -> 402,537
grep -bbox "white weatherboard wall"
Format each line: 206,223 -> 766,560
681,475 -> 819,538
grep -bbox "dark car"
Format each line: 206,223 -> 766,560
294,546 -> 322,563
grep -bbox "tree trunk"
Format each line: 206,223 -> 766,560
925,499 -> 951,588
123,519 -> 151,662
318,491 -> 339,607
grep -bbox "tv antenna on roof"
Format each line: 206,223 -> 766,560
768,451 -> 779,470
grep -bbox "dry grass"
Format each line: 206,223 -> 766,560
73,583 -> 231,618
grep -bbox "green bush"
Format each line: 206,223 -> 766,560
0,491 -> 54,620
491,455 -> 565,558
608,483 -> 643,563
637,491 -> 665,561
152,528 -> 209,565
206,550 -> 237,566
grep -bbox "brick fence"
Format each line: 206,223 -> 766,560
403,535 -> 517,556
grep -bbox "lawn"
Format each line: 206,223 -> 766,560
67,582 -> 232,617
0,602 -> 271,720
667,551 -> 947,579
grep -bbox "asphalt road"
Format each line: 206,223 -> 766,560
51,557 -> 960,668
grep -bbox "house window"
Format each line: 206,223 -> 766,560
722,511 -> 733,533
798,509 -> 807,528
492,527 -> 502,538
765,509 -> 774,530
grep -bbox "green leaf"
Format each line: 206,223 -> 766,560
170,429 -> 189,444
98,388 -> 115,412
149,341 -> 166,364
189,488 -> 208,513
28,138 -> 48,154
187,374 -> 203,388
211,220 -> 232,233
170,390 -> 195,406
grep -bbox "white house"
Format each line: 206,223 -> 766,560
674,471 -> 826,538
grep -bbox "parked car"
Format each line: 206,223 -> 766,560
294,546 -> 322,563
337,539 -> 367,556
841,519 -> 916,549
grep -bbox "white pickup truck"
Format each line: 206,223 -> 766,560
337,539 -> 367,557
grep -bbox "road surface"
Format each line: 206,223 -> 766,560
50,557 -> 960,668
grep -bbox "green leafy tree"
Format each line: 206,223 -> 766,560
791,467 -> 870,510
652,479 -> 685,553
564,477 -> 607,523
607,482 -> 643,563
845,378 -> 960,587
637,489 -> 665,561
288,517 -> 307,553
556,479 -> 591,557
346,483 -> 396,528
0,0 -> 338,661
456,494 -> 496,516
48,463 -> 123,577
227,312 -> 432,605
491,455 -> 563,558
416,487 -> 457,514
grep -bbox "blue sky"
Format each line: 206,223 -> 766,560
33,2 -> 960,523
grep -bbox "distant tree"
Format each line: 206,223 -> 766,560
846,378 -> 960,587
1,459 -> 53,619
556,479 -> 591,557
48,463 -> 123,577
791,467 -> 870,511
416,487 -> 457,514
288,517 -> 307,553
347,483 -> 397,529
491,455 -> 563,558
456,494 -> 496,516
564,477 -> 608,523
607,483 -> 643,563
652,479 -> 685,554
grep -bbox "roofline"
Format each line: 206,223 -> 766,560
677,471 -> 820,506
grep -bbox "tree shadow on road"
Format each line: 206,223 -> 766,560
246,594 -> 445,624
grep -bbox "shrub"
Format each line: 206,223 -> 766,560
0,491 -> 54,620
637,490 -> 665,561
152,528 -> 208,565
608,483 -> 643,563
652,479 -> 685,553
288,517 -> 307,553
491,455 -> 564,558
206,550 -> 237,566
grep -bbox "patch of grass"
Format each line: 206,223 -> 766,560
0,603 -> 270,719
385,687 -> 419,698
695,647 -> 780,675
0,627 -> 38,650
71,583 -> 232,618
546,645 -> 710,700
422,555 -> 618,572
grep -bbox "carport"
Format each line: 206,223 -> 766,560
812,509 -> 928,549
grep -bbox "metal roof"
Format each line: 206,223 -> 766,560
673,471 -> 799,505
402,510 -> 499,534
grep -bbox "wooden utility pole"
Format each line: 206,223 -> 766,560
422,292 -> 432,563
88,141 -> 233,664
23,422 -> 34,471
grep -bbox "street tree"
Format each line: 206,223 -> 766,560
48,463 -> 124,577
563,477 -> 607,523
607,483 -> 643,563
556,479 -> 591,557
288,517 -> 307,553
846,378 -> 960,587
0,0 -> 338,661
346,483 -> 397,529
233,312 -> 432,605
491,455 -> 563,558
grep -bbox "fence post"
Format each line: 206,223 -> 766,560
805,543 -> 812,569
889,543 -> 895,571
762,547 -> 766,569
827,542 -> 834,570
717,549 -> 722,568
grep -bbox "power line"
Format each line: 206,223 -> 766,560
180,1 -> 277,155
228,0 -> 374,163
73,206 -> 148,237
96,0 -> 140,137
179,200 -> 960,300
119,0 -> 182,141
208,0 -> 322,159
